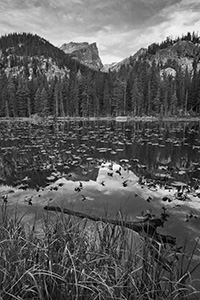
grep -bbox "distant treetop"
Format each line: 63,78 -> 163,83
147,32 -> 200,55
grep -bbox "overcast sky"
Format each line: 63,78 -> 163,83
0,0 -> 200,64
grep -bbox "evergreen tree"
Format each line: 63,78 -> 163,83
16,77 -> 30,117
175,67 -> 185,113
0,71 -> 8,117
112,78 -> 124,116
102,79 -> 111,116
80,74 -> 92,117
61,76 -> 70,116
59,90 -> 65,118
40,87 -> 49,116
53,83 -> 59,118
28,77 -> 40,113
34,86 -> 42,114
131,78 -> 143,116
147,80 -> 151,115
171,91 -> 178,115
72,81 -> 80,116
7,76 -> 16,117
140,61 -> 150,115
27,96 -> 31,117
5,100 -> 9,118
154,88 -> 161,115
163,90 -> 168,116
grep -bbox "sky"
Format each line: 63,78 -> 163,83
0,0 -> 200,64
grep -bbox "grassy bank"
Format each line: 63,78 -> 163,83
0,202 -> 199,300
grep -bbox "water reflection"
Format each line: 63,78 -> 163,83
1,120 -> 200,188
1,120 -> 200,255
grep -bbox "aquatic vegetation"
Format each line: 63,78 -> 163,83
0,120 -> 200,297
0,201 -> 199,300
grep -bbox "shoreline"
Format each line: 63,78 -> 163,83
0,115 -> 200,123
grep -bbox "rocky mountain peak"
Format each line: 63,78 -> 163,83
153,40 -> 200,72
60,41 -> 103,70
60,42 -> 89,54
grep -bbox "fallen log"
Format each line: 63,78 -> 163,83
43,205 -> 176,245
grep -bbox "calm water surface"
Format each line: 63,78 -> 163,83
1,120 -> 200,186
1,120 -> 200,250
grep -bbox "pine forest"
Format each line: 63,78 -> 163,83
0,32 -> 200,118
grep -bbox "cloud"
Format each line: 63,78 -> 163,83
0,0 -> 199,64
146,0 -> 200,41
106,0 -> 200,63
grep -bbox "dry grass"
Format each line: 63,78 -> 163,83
0,201 -> 199,300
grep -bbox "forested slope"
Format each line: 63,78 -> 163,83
0,32 -> 200,118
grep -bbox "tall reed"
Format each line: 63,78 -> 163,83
0,201 -> 199,299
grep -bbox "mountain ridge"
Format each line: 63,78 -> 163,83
103,33 -> 200,73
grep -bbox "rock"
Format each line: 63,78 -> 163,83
160,67 -> 176,80
60,41 -> 103,70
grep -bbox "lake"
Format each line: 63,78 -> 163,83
1,119 -> 200,254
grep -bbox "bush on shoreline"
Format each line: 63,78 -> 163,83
0,202 -> 199,300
